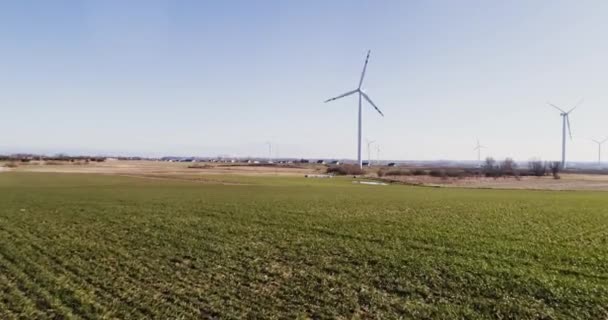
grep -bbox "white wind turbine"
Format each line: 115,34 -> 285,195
265,142 -> 272,163
590,138 -> 608,166
325,50 -> 384,169
366,139 -> 375,166
548,99 -> 583,168
473,139 -> 486,165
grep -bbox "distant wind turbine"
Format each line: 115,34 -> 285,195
590,138 -> 608,166
325,50 -> 385,169
366,139 -> 375,166
548,99 -> 583,168
266,142 -> 272,163
473,139 -> 486,164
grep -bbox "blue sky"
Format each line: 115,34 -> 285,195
1,0 -> 608,161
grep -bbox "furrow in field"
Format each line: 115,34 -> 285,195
559,224 -> 608,242
0,223 -> 200,319
0,272 -> 49,319
275,218 -> 606,279
0,282 -> 19,320
401,237 -> 607,281
0,225 -> 153,319
82,238 -> 216,316
58,238 -> 211,317
2,220 -> 204,318
0,249 -> 78,320
0,246 -> 105,320
46,210 -> 237,303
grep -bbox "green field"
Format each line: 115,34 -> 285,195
0,172 -> 607,319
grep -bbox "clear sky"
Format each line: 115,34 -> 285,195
1,0 -> 608,161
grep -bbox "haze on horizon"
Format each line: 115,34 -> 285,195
1,0 -> 608,162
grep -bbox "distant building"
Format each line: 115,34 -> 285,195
316,160 -> 326,165
362,161 -> 370,167
388,162 -> 397,167
330,160 -> 341,165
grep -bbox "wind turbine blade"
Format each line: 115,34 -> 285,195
361,92 -> 384,117
567,99 -> 584,114
567,115 -> 573,140
358,50 -> 371,89
548,102 -> 566,113
603,137 -> 608,144
567,106 -> 579,114
324,89 -> 358,103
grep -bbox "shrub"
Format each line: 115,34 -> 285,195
188,164 -> 213,169
4,162 -> 18,168
528,160 -> 547,177
326,165 -> 365,176
384,169 -> 411,176
445,169 -> 467,178
482,157 -> 499,177
549,161 -> 561,179
412,169 -> 426,176
429,169 -> 444,177
500,158 -> 518,176
44,161 -> 65,165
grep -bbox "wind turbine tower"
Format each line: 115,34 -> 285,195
473,139 -> 486,165
548,99 -> 583,168
591,138 -> 608,166
325,50 -> 385,169
266,142 -> 272,163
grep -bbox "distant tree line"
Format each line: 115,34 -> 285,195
483,157 -> 561,179
372,158 -> 563,180
327,164 -> 365,176
0,154 -> 106,162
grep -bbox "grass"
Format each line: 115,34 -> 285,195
0,172 -> 607,319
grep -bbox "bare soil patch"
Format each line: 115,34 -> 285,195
9,160 -> 608,191
10,160 -> 321,178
